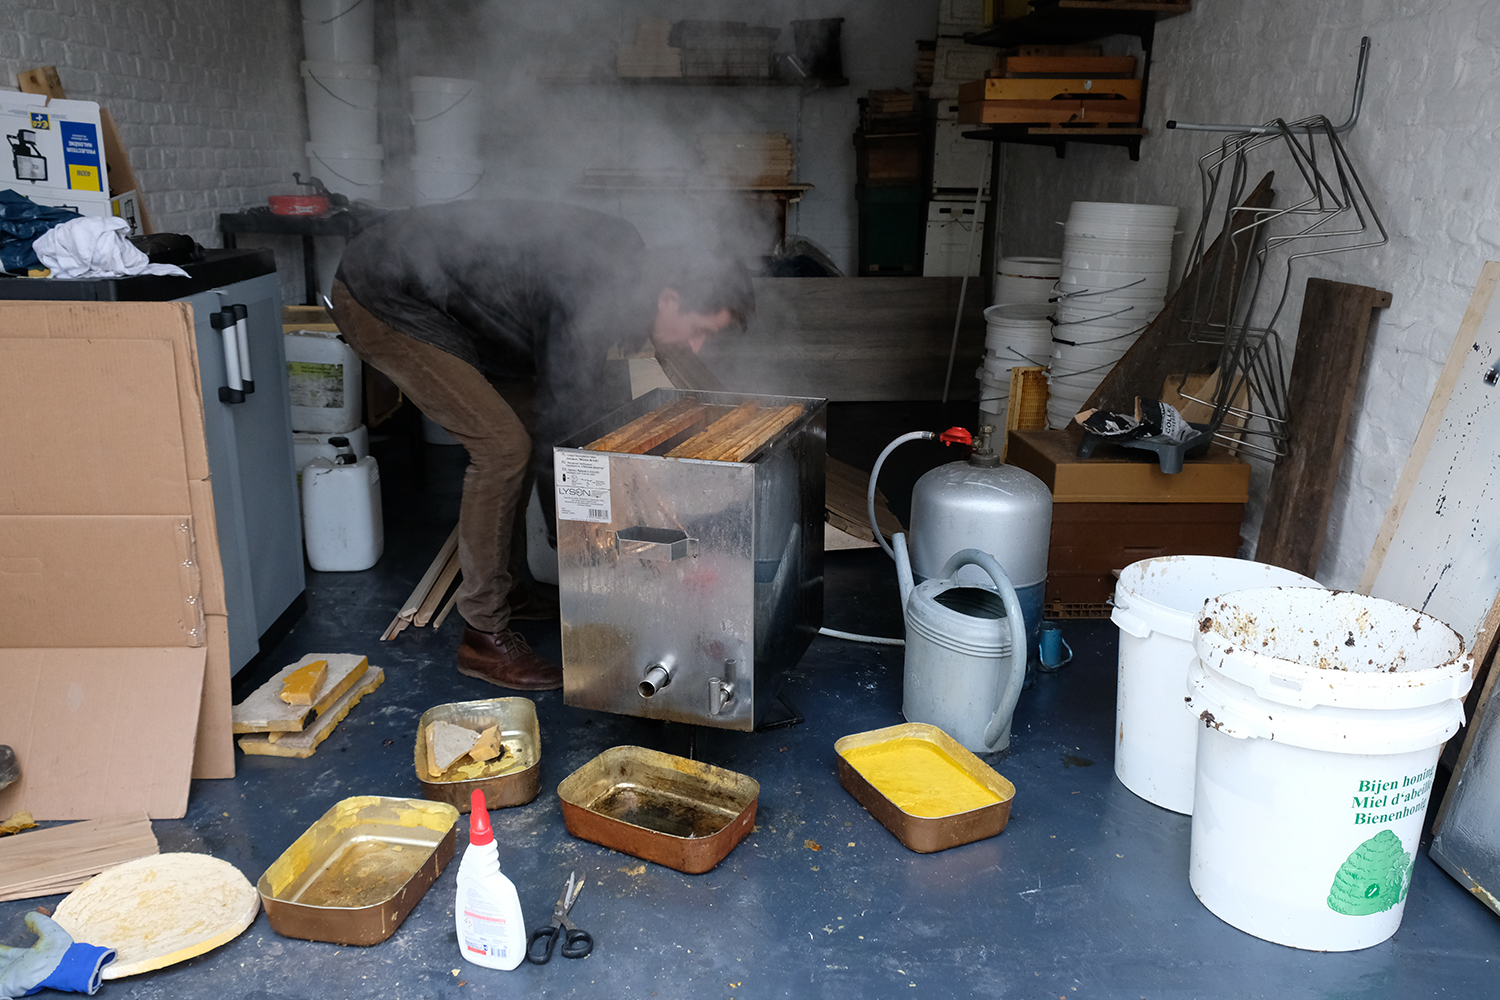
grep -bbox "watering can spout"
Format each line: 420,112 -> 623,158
894,532 -> 915,606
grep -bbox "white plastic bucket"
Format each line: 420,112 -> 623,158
305,141 -> 383,201
285,328 -> 363,434
995,256 -> 1061,305
1068,201 -> 1179,227
411,77 -> 482,162
413,155 -> 485,205
302,61 -> 379,147
1187,588 -> 1472,951
301,0 -> 375,64
1111,558 -> 1323,815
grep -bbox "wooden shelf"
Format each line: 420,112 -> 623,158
963,125 -> 1147,160
537,73 -> 847,89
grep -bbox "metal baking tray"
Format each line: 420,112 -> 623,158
835,723 -> 1015,854
258,795 -> 459,945
557,745 -> 759,874
414,698 -> 541,812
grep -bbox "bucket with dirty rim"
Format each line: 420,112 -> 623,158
1187,587 -> 1472,951
1111,556 -> 1323,815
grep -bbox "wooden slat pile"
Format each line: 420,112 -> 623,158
584,398 -> 706,454
382,525 -> 463,639
825,457 -> 903,543
584,399 -> 804,463
0,814 -> 159,902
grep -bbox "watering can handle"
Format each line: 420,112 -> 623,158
939,549 -> 1029,752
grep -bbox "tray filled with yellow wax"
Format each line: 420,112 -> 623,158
834,723 -> 1016,853
414,698 -> 541,811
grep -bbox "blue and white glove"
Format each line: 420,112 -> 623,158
0,912 -> 114,998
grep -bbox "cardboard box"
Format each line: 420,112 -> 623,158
0,92 -> 110,217
0,302 -> 235,819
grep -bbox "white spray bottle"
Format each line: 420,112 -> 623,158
455,787 -> 526,970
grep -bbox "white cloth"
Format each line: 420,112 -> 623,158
33,216 -> 190,279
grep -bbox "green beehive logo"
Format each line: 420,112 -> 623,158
1327,829 -> 1413,916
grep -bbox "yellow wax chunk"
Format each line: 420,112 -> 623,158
279,659 -> 328,705
842,738 -> 1001,818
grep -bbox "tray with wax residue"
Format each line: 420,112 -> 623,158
835,723 -> 1015,853
557,746 -> 759,874
415,698 -> 541,812
258,796 -> 458,945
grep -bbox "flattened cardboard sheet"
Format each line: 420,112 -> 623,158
0,302 -> 208,481
0,515 -> 204,648
192,613 -> 235,780
0,647 -> 206,819
0,339 -> 190,515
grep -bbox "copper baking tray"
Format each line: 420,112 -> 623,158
835,723 -> 1016,853
414,698 -> 541,812
557,746 -> 759,874
258,796 -> 459,945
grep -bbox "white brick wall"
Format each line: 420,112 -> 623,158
995,0 -> 1497,590
2,0 -> 308,302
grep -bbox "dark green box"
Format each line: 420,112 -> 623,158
856,185 -> 924,276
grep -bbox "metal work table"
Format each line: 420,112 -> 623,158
2,403 -> 1495,999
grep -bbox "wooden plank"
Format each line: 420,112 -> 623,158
1433,589 -> 1500,835
433,584 -> 462,629
1085,172 -> 1277,414
996,55 -> 1137,78
1254,279 -> 1391,577
400,525 -> 461,619
0,814 -> 158,902
1360,261 -> 1500,593
957,99 -> 1142,125
584,399 -> 706,453
825,457 -> 902,543
697,277 -> 986,401
655,342 -> 727,392
16,65 -> 65,99
1363,263 -> 1500,649
665,401 -> 761,458
958,78 -> 1141,102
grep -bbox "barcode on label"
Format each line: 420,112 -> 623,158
588,509 -> 605,520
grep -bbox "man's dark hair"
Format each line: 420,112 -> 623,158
650,248 -> 756,329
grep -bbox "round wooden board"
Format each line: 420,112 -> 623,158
52,852 -> 260,979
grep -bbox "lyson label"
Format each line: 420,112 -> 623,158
59,121 -> 102,192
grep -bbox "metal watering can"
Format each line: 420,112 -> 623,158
895,533 -> 1028,754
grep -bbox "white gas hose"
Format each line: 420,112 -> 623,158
868,430 -> 935,559
818,627 -> 905,646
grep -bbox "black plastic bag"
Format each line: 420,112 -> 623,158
0,189 -> 81,273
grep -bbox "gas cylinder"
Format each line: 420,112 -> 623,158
874,425 -> 1052,657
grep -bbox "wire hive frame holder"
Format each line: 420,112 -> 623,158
1166,37 -> 1388,461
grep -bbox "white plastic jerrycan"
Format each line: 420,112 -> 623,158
895,533 -> 1028,754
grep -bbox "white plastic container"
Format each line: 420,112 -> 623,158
293,424 -> 370,470
302,61 -> 379,147
1187,588 -> 1472,951
1111,557 -> 1323,815
994,256 -> 1061,306
305,141 -> 383,202
286,329 -> 363,433
411,77 -> 482,162
301,0 -> 375,63
413,156 -> 484,205
302,444 -> 384,572
455,789 -> 526,970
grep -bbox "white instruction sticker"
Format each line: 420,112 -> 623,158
555,451 -> 612,523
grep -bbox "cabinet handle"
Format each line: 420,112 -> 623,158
213,308 -> 244,404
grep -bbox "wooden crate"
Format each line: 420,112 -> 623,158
957,77 -> 1141,102
957,99 -> 1141,125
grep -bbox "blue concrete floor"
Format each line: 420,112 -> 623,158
4,404 -> 1498,999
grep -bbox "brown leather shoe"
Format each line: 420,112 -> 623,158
457,627 -> 563,691
508,585 -> 560,621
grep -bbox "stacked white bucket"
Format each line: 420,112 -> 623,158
978,257 -> 1060,421
410,77 -> 484,205
301,0 -> 383,202
1048,202 -> 1178,428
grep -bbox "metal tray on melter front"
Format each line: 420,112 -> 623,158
258,796 -> 459,945
414,698 -> 541,812
557,745 -> 760,874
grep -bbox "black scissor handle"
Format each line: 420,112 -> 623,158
560,925 -> 593,960
526,924 -> 560,965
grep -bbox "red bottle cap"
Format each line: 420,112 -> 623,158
469,788 -> 494,846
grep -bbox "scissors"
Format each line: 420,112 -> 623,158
526,871 -> 593,964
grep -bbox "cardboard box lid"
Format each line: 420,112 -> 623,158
0,646 -> 205,820
0,302 -> 208,482
0,515 -> 205,648
1007,429 -> 1250,503
0,338 -> 190,515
